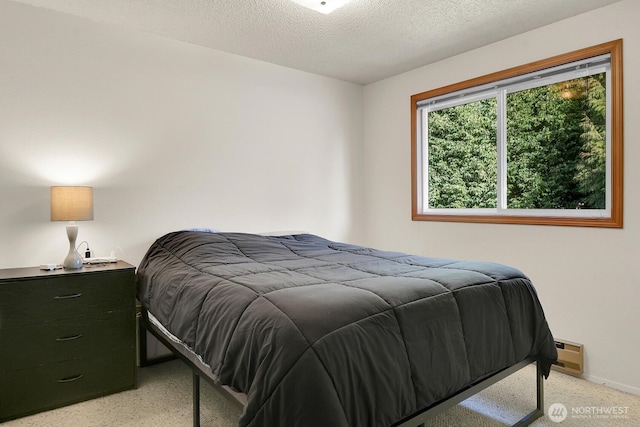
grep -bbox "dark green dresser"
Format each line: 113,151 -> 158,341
0,261 -> 136,422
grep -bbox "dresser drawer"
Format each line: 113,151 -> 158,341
0,351 -> 135,421
0,270 -> 133,325
0,310 -> 134,371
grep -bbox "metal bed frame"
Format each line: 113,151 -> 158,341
139,310 -> 544,427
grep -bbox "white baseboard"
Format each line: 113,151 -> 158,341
584,374 -> 640,396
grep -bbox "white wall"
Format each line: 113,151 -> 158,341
0,1 -> 363,269
363,0 -> 640,394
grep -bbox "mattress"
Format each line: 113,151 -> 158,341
137,231 -> 557,427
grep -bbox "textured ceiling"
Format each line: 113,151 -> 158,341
9,0 -> 622,84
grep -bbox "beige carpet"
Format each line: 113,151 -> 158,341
4,360 -> 638,426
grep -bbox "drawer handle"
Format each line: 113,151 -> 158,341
57,374 -> 84,383
56,334 -> 83,342
54,293 -> 83,300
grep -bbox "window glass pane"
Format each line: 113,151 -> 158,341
505,73 -> 606,209
427,98 -> 497,208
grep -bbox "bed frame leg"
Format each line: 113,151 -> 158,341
537,362 -> 544,413
512,361 -> 544,427
193,371 -> 201,427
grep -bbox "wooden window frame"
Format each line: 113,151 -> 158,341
410,39 -> 623,228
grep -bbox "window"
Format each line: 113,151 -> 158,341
411,40 -> 623,227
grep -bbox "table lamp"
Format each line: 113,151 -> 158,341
50,186 -> 94,269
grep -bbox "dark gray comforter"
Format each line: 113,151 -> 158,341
137,231 -> 557,427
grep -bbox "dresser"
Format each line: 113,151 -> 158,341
0,261 -> 136,422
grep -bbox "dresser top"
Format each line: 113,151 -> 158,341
0,261 -> 135,281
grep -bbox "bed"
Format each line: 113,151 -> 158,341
136,230 -> 557,427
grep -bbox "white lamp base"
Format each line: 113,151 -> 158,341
63,223 -> 83,269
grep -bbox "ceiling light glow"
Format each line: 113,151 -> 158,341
289,0 -> 353,15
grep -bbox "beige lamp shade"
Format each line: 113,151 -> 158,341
50,186 -> 94,222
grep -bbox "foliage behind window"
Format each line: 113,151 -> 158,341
505,75 -> 606,210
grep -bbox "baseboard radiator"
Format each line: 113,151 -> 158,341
552,339 -> 584,376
